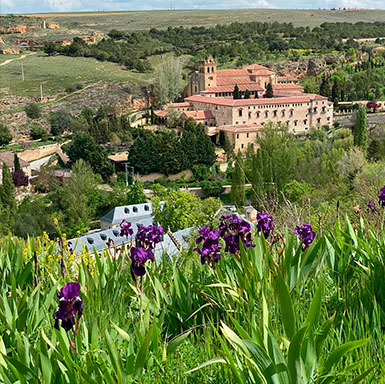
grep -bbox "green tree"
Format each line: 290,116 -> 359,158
61,159 -> 98,235
353,105 -> 368,151
0,163 -> 16,211
152,189 -> 199,232
223,136 -> 234,162
0,123 -> 12,147
14,154 -> 20,172
24,103 -> 41,119
250,153 -> 263,208
49,110 -> 72,136
244,89 -> 250,99
264,82 -> 274,98
331,78 -> 340,106
231,151 -> 245,208
367,139 -> 382,161
154,57 -> 183,107
319,75 -> 331,99
64,133 -> 113,178
127,180 -> 147,205
233,84 -> 241,99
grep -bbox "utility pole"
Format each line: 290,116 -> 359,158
21,63 -> 24,81
123,163 -> 134,187
40,84 -> 43,101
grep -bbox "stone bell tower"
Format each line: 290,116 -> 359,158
198,56 -> 217,91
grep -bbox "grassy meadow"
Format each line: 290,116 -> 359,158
0,214 -> 384,383
18,9 -> 385,31
0,53 -> 173,99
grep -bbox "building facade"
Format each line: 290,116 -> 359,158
155,57 -> 333,152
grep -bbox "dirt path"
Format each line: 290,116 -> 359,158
0,52 -> 37,67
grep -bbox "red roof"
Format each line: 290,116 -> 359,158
203,84 -> 263,93
185,94 -> 327,107
217,69 -> 248,77
245,64 -> 268,71
182,110 -> 214,119
273,84 -> 304,90
217,76 -> 253,86
169,102 -> 190,108
155,110 -> 168,118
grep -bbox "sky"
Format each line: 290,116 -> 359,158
1,0 -> 385,15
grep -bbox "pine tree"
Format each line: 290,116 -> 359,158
353,105 -> 368,151
250,153 -> 263,208
244,89 -> 250,99
231,151 -> 245,208
14,154 -> 20,172
264,82 -> 274,98
233,85 -> 240,100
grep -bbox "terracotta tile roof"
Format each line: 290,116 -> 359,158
155,110 -> 168,118
218,124 -> 261,133
252,69 -> 275,76
273,84 -> 304,90
217,69 -> 248,77
0,151 -> 29,168
245,64 -> 268,71
203,84 -> 263,93
182,110 -> 214,119
168,102 -> 190,108
217,76 -> 253,86
185,94 -> 327,107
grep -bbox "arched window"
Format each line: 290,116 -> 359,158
238,109 -> 243,117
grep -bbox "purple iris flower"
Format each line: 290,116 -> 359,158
367,200 -> 376,213
294,223 -> 315,250
130,224 -> 164,280
120,219 -> 134,237
194,226 -> 222,267
219,214 -> 255,254
54,282 -> 83,332
379,186 -> 385,208
136,225 -> 164,249
256,212 -> 274,239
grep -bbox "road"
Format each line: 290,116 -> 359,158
337,113 -> 385,128
0,52 -> 37,67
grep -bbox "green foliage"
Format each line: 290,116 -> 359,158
30,125 -> 47,140
63,133 -> 113,178
49,110 -> 73,136
264,82 -> 274,98
0,123 -> 12,146
129,120 -> 216,175
231,152 -> 245,208
60,159 -> 98,235
0,163 -> 16,233
285,180 -> 312,202
353,105 -> 368,151
127,180 -> 147,205
24,103 -> 41,119
233,85 -> 241,100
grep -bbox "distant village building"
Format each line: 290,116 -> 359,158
0,152 -> 31,184
155,57 -> 333,151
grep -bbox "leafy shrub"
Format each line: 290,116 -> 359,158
0,123 -> 12,146
49,110 -> 72,136
24,103 -> 41,119
30,125 -> 47,140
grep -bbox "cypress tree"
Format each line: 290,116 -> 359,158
250,153 -> 263,208
244,89 -> 250,99
353,105 -> 368,151
0,163 -> 16,211
319,75 -> 331,99
331,78 -> 340,107
14,154 -> 21,172
231,151 -> 245,208
233,85 -> 240,100
264,82 -> 274,98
